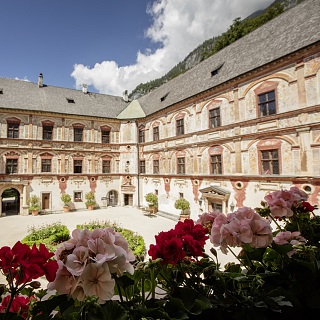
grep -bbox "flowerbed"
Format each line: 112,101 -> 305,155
0,187 -> 319,319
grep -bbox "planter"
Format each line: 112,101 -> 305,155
63,206 -> 71,213
179,213 -> 190,222
87,205 -> 95,210
31,210 -> 39,216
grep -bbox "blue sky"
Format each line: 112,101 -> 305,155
0,0 -> 273,96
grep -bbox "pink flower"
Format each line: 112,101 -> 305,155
82,263 -> 115,304
64,246 -> 89,276
273,231 -> 306,257
196,211 -> 220,230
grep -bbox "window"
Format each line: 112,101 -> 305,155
153,160 -> 159,174
261,149 -> 279,174
74,160 -> 83,173
139,160 -> 146,173
43,125 -> 53,140
139,128 -> 145,143
101,130 -> 110,143
6,159 -> 18,174
177,157 -> 185,174
210,155 -> 222,174
153,126 -> 159,141
102,160 -> 111,173
7,123 -> 19,138
74,128 -> 83,142
41,159 -> 51,173
179,192 -> 184,199
176,118 -> 184,136
209,108 -> 220,128
74,191 -> 82,202
258,90 -> 276,117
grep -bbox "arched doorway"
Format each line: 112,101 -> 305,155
2,188 -> 20,216
107,190 -> 118,206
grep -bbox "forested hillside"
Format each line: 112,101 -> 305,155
129,0 -> 303,99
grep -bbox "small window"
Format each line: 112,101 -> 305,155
0,88 -> 3,94
209,108 -> 221,128
66,98 -> 75,103
7,123 -> 19,139
41,159 -> 51,173
74,128 -> 83,142
102,160 -> 111,173
43,125 -> 53,140
153,160 -> 159,174
179,192 -> 184,199
261,149 -> 279,175
211,63 -> 224,77
153,126 -> 159,141
74,191 -> 82,202
139,128 -> 145,143
139,160 -> 146,174
101,130 -> 110,144
176,118 -> 184,136
258,90 -> 276,117
6,159 -> 18,174
210,155 -> 222,174
74,160 -> 83,173
177,157 -> 185,174
160,92 -> 169,102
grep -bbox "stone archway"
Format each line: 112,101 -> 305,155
1,188 -> 20,216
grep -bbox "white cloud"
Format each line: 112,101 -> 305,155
71,0 -> 273,96
15,76 -> 30,82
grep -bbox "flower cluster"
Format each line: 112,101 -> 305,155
198,207 -> 273,254
48,227 -> 135,304
148,219 -> 208,265
0,294 -> 34,319
0,241 -> 58,285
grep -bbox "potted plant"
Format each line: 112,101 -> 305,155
145,192 -> 158,214
61,193 -> 71,212
27,195 -> 41,216
85,191 -> 96,210
174,198 -> 190,221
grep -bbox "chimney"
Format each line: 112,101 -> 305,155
38,73 -> 43,87
123,90 -> 128,102
82,84 -> 88,94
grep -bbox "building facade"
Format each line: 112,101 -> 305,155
0,0 -> 320,219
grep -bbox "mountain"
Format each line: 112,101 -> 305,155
129,0 -> 304,100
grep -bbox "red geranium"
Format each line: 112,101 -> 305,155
0,294 -> 33,319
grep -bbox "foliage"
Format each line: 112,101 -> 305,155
27,195 -> 40,211
77,220 -> 146,257
85,191 -> 96,207
1,186 -> 319,319
174,198 -> 190,211
60,193 -> 71,207
21,222 -> 70,252
145,193 -> 158,208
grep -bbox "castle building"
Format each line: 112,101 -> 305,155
0,0 -> 319,219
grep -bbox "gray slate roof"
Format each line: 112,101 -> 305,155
0,78 -> 129,118
138,0 -> 320,116
0,0 -> 319,120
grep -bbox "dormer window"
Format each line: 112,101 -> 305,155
66,98 -> 75,103
0,88 -> 3,94
160,92 -> 169,102
211,63 -> 224,77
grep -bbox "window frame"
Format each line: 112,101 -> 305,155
6,158 -> 18,174
260,149 -> 280,175
74,191 -> 83,202
176,118 -> 185,136
102,160 -> 111,173
153,159 -> 159,174
139,128 -> 145,143
73,127 -> 83,142
153,126 -> 159,141
73,159 -> 83,174
177,157 -> 185,174
43,125 -> 53,140
209,107 -> 221,128
7,122 -> 19,139
101,130 -> 110,144
258,90 -> 276,117
210,154 -> 222,174
139,160 -> 146,174
41,159 -> 52,173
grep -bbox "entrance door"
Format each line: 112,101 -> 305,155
107,190 -> 118,206
42,193 -> 50,210
1,188 -> 20,215
124,194 -> 133,206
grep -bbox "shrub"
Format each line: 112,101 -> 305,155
174,198 -> 190,211
77,220 -> 146,257
85,191 -> 96,206
61,193 -> 71,206
27,195 -> 41,211
21,222 -> 70,252
145,193 -> 158,208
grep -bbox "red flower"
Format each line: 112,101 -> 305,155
162,237 -> 185,265
182,235 -> 204,257
0,294 -> 32,319
301,201 -> 315,212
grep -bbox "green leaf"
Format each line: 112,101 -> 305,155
95,301 -> 129,320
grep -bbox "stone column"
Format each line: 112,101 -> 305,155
234,137 -> 242,173
296,62 -> 307,108
296,127 -> 311,174
21,184 -> 29,215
